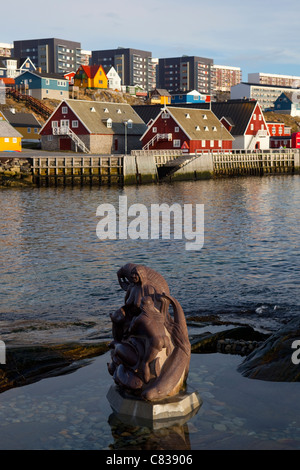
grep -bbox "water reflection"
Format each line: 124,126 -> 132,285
108,413 -> 192,450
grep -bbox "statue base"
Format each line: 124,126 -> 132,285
107,385 -> 202,429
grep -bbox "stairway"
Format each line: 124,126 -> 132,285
53,126 -> 90,153
6,88 -> 53,120
157,153 -> 201,179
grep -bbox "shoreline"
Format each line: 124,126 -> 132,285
0,350 -> 300,450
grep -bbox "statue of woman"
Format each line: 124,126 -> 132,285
108,263 -> 190,401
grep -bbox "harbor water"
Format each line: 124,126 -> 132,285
1,174 -> 299,343
0,174 -> 300,450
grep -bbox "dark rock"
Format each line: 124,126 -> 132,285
191,326 -> 268,354
0,341 -> 110,394
238,317 -> 300,382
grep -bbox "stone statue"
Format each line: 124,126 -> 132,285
108,263 -> 191,401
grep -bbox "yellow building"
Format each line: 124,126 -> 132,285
0,120 -> 22,151
149,88 -> 171,105
0,109 -> 41,144
74,65 -> 108,89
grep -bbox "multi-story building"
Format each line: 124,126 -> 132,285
157,55 -> 215,96
231,82 -> 300,111
248,72 -> 300,88
91,47 -> 154,91
0,43 -> 13,57
13,38 -> 82,74
213,64 -> 242,93
80,50 -> 91,66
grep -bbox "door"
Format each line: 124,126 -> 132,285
59,137 -> 71,151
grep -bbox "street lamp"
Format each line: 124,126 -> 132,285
123,120 -> 128,155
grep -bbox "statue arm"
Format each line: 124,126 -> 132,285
117,267 -> 130,291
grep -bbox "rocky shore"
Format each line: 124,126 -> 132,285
1,316 -> 299,395
0,157 -> 33,186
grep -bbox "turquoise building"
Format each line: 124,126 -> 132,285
15,71 -> 69,100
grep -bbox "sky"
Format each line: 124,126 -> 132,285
3,0 -> 300,81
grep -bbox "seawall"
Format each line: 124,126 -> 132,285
0,149 -> 299,187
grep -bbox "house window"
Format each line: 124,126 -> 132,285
13,138 -> 17,143
202,140 -> 206,147
34,128 -> 38,134
72,120 -> 79,128
47,135 -> 53,141
106,118 -> 112,128
173,139 -> 181,148
61,119 -> 69,127
27,128 -> 31,133
174,126 -> 179,132
46,79 -> 50,85
253,114 -> 256,120
210,140 -> 214,147
127,120 -> 133,129
251,124 -> 254,130
62,106 -> 68,114
152,127 -> 157,133
4,138 -> 9,142
219,140 -> 222,147
52,121 -> 58,128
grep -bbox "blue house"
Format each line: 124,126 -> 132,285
171,89 -> 211,105
15,70 -> 69,100
272,91 -> 300,117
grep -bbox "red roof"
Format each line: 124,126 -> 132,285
0,77 -> 15,85
81,65 -> 106,79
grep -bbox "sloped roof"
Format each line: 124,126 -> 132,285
64,100 -> 147,136
1,109 -> 41,127
0,120 -> 23,138
133,104 -> 163,125
166,107 -> 234,141
134,100 -> 260,136
211,100 -> 257,135
151,88 -> 171,97
80,65 -> 105,79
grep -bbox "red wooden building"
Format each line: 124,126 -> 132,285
141,107 -> 234,152
267,121 -> 291,148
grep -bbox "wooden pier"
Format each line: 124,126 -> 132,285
32,155 -> 124,186
212,150 -> 296,176
24,149 -> 300,186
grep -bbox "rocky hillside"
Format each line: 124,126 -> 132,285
2,90 -> 300,132
264,111 -> 300,133
0,89 -> 145,125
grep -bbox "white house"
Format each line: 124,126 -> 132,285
106,66 -> 121,91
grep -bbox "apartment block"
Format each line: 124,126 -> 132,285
213,64 -> 242,92
157,56 -> 215,95
91,47 -> 155,91
231,82 -> 300,111
0,43 -> 13,57
13,38 -> 82,74
248,72 -> 300,88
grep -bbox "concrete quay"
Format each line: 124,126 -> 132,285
0,148 -> 299,186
